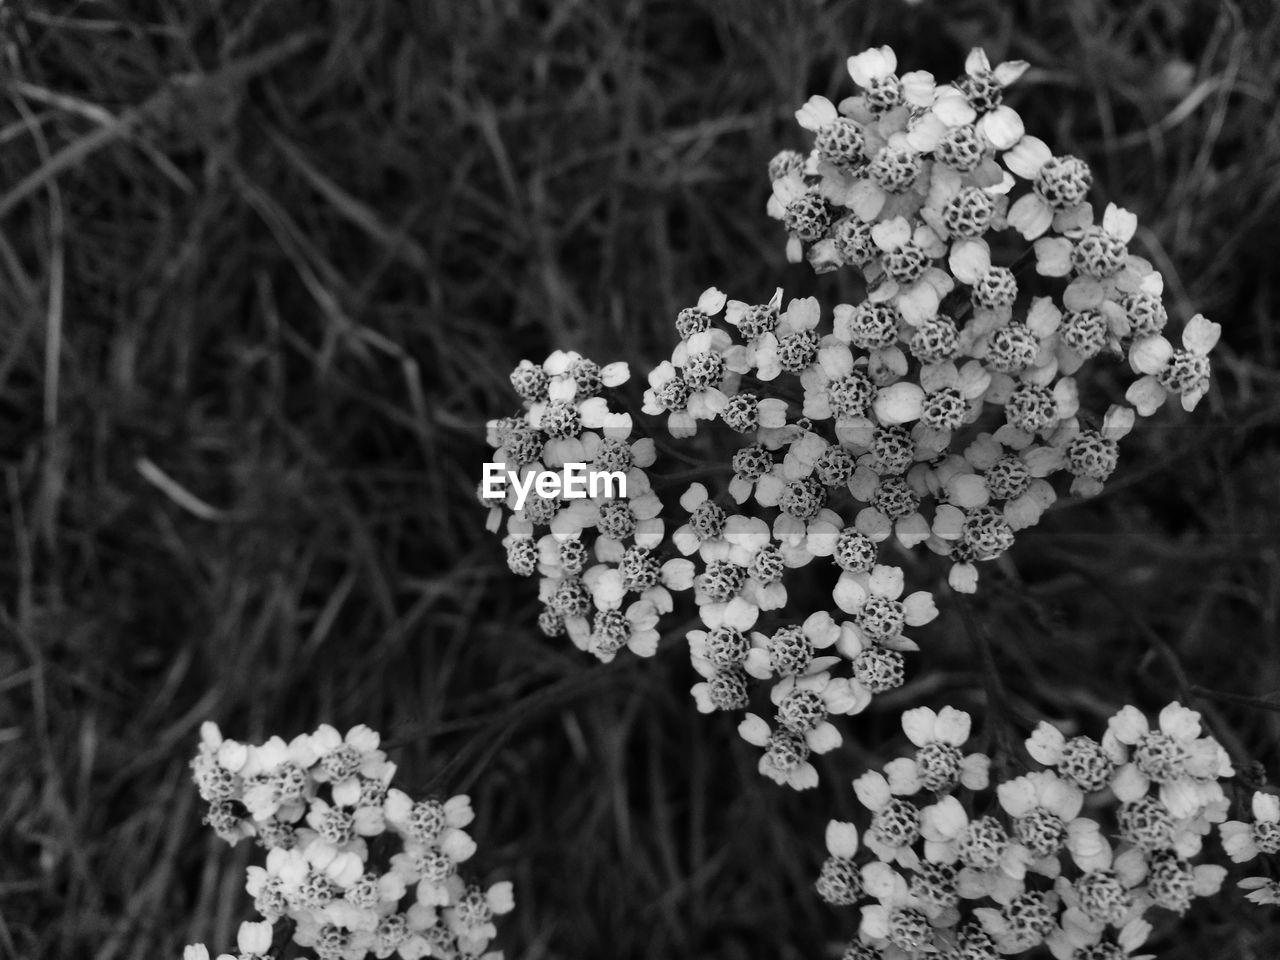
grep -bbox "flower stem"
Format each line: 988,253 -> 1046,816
953,592 -> 1021,779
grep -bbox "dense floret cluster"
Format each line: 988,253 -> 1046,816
159,37 -> 1259,960
477,46 -> 1225,800
818,703 -> 1234,958
187,723 -> 513,960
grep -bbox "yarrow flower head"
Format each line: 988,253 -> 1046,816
189,722 -> 513,960
477,41 -> 1223,819
883,706 -> 990,795
818,703 -> 1234,960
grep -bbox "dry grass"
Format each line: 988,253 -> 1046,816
1,0 -> 1278,957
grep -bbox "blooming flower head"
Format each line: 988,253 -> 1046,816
1219,791 -> 1280,864
973,888 -> 1060,954
738,712 -> 825,789
816,820 -> 864,905
854,769 -> 923,869
744,610 -> 842,681
674,286 -> 728,340
833,564 -> 937,647
1106,701 -> 1234,820
672,483 -> 732,560
1026,720 -> 1124,793
1126,313 -> 1221,415
996,770 -> 1098,875
882,706 -> 990,795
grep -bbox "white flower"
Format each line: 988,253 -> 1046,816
671,483 -> 732,560
751,296 -> 824,381
866,217 -> 953,323
854,770 -> 922,869
770,672 -> 855,752
738,713 -> 821,789
973,889 -> 1058,954
641,361 -> 701,437
847,466 -> 934,548
883,706 -> 989,794
996,771 -> 1092,876
1219,791 -> 1280,863
1046,911 -> 1154,960
677,286 -> 728,334
586,599 -> 661,662
1107,701 -> 1233,819
1239,875 -> 1280,905
1125,313 -> 1220,415
744,610 -> 841,680
847,46 -> 898,89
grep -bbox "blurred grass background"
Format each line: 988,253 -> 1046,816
1,0 -> 1278,957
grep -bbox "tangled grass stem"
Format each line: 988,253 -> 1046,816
1048,552 -> 1267,784
953,592 -> 1023,779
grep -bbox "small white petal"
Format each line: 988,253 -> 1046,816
867,564 -> 904,598
1034,237 -> 1073,276
980,105 -> 1025,149
1252,791 -> 1280,822
1109,705 -> 1150,743
1003,135 -> 1051,179
1182,313 -> 1221,355
697,287 -> 728,315
853,770 -> 892,811
948,562 -> 978,593
1101,403 -> 1136,441
847,46 -> 897,88
903,591 -> 938,626
1110,764 -> 1149,802
1025,723 -> 1066,765
1125,375 -> 1167,417
949,239 -> 992,284
826,820 -> 861,858
898,711 -> 940,755
935,706 -> 972,745
1102,202 -> 1138,243
965,48 -> 993,76
738,714 -> 771,747
795,95 -> 838,132
994,59 -> 1030,87
873,382 -> 925,425
933,92 -> 976,126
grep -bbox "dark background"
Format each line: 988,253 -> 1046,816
1,1 -> 1278,957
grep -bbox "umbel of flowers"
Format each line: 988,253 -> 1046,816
816,702 -> 1238,959
187,722 -> 513,960
479,43 -> 1223,797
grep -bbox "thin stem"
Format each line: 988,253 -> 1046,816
1048,553 -> 1195,700
1190,685 -> 1280,715
1042,550 -> 1266,784
646,465 -> 732,484
953,592 -> 1021,778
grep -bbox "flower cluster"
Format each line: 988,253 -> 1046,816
817,703 -> 1232,958
482,350 -> 697,662
187,722 -> 513,960
477,45 -> 1224,803
693,561 -> 937,790
760,44 -> 1220,591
